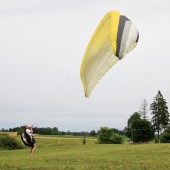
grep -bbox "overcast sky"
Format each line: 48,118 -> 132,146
0,0 -> 170,131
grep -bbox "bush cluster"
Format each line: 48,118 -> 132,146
98,127 -> 123,144
160,127 -> 170,143
0,135 -> 24,150
110,133 -> 124,144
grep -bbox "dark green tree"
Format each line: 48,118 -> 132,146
89,130 -> 96,136
150,90 -> 169,143
127,112 -> 141,126
130,119 -> 154,143
125,112 -> 154,142
125,112 -> 141,138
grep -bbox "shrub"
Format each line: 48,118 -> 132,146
97,127 -> 124,144
98,127 -> 113,144
160,133 -> 170,143
160,127 -> 170,143
110,133 -> 123,144
0,136 -> 24,150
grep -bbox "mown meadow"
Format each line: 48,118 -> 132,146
1,135 -> 170,170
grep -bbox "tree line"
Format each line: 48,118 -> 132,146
1,90 -> 169,144
1,126 -> 125,138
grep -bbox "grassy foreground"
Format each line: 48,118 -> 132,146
0,136 -> 170,170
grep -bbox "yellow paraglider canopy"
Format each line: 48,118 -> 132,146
80,10 -> 139,97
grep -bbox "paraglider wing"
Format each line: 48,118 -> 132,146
80,11 -> 139,97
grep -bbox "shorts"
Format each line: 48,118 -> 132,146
31,137 -> 36,144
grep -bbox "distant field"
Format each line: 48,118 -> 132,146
0,132 -> 17,136
35,134 -> 96,139
35,135 -> 96,147
1,135 -> 170,170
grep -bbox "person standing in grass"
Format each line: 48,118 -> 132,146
24,125 -> 37,156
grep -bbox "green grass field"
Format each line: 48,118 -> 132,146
0,135 -> 170,170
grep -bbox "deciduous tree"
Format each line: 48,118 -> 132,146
125,112 -> 154,142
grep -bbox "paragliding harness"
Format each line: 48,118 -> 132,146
21,130 -> 34,147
